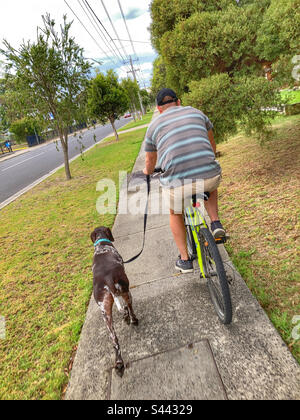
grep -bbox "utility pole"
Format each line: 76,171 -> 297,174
127,56 -> 145,116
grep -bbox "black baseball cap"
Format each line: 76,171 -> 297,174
156,88 -> 178,106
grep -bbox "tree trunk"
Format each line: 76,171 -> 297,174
131,107 -> 136,122
110,118 -> 119,141
135,106 -> 142,120
60,131 -> 72,180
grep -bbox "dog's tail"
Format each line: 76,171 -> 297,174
104,285 -> 124,312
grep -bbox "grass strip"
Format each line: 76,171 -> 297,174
0,127 -> 147,400
218,114 -> 300,364
118,110 -> 155,132
280,89 -> 300,105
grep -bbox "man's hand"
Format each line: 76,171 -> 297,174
144,152 -> 157,175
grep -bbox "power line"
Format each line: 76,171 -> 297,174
77,0 -> 120,66
117,0 -> 137,58
64,0 -> 116,67
116,0 -> 149,88
100,0 -> 129,60
81,0 -> 125,67
84,0 -> 127,64
112,39 -> 151,44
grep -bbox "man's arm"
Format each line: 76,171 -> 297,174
208,129 -> 217,156
143,152 -> 157,175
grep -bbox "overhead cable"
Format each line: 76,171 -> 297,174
84,0 -> 127,64
77,0 -> 120,66
64,0 -> 115,65
100,0 -> 129,60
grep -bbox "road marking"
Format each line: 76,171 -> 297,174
1,152 -> 45,172
0,119 -> 143,210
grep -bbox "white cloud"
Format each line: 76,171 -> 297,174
0,0 -> 156,86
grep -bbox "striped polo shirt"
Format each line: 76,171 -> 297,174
145,106 -> 221,187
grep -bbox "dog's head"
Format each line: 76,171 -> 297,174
91,227 -> 115,244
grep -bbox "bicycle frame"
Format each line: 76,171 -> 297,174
185,203 -> 208,280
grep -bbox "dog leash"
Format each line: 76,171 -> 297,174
123,174 -> 151,264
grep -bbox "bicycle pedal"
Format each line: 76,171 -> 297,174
215,236 -> 230,244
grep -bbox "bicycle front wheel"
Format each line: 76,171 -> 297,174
198,227 -> 232,325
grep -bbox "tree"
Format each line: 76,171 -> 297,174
140,89 -> 151,112
255,0 -> 300,86
10,117 -> 42,144
150,0 -> 286,143
183,73 -> 280,143
0,78 -> 9,132
256,0 -> 300,61
150,0 -> 236,52
120,77 -> 140,121
1,14 -> 91,180
151,56 -> 168,96
87,70 -> 129,142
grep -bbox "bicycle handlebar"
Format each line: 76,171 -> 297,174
153,167 -> 163,174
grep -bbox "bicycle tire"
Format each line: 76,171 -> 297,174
198,227 -> 232,325
186,225 -> 197,260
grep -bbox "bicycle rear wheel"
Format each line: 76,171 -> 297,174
186,224 -> 197,260
198,227 -> 232,324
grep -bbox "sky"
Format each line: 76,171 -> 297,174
0,0 -> 157,88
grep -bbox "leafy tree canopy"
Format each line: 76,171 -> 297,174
150,0 -> 299,143
120,77 -> 140,117
9,117 -> 42,144
151,56 -> 168,95
256,0 -> 300,62
150,0 -> 236,52
1,14 -> 92,179
87,70 -> 129,141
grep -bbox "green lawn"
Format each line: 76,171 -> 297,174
218,114 -> 300,364
280,89 -> 300,104
118,110 -> 155,132
0,127 -> 147,400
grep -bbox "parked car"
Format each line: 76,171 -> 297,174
124,113 -> 132,118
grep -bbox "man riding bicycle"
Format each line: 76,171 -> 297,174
143,88 -> 226,274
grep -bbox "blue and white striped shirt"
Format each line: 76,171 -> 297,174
145,106 -> 221,187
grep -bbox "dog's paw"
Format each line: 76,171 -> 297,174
123,309 -> 131,325
123,315 -> 131,325
115,362 -> 125,378
131,318 -> 139,326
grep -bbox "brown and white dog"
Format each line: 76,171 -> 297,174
91,227 -> 138,377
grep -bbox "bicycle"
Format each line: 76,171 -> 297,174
184,192 -> 232,325
128,168 -> 233,325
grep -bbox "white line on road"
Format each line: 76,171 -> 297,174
0,134 -> 110,210
1,153 -> 45,172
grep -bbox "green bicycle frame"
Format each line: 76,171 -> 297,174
185,205 -> 208,279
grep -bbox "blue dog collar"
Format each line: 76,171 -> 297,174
94,239 -> 112,247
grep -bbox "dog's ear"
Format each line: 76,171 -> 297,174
91,229 -> 97,244
105,227 -> 114,242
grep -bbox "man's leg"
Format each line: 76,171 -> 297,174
204,189 -> 219,222
204,189 -> 226,238
170,210 -> 189,261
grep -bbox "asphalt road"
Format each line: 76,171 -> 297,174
0,117 -> 133,206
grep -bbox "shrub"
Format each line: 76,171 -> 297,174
9,117 -> 40,144
183,73 -> 281,144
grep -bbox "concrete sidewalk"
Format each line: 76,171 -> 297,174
65,112 -> 300,400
